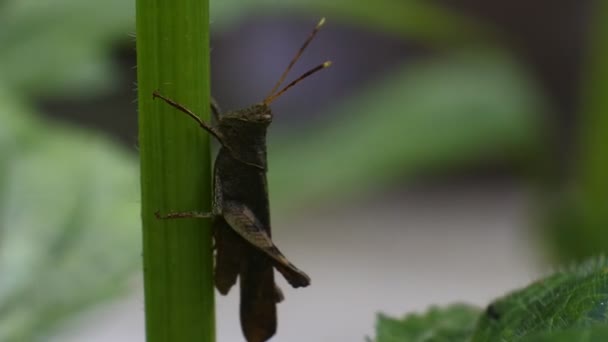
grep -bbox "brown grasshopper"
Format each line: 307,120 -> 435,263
154,18 -> 330,342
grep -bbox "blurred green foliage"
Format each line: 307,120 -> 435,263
373,257 -> 608,341
271,51 -> 543,214
0,0 -> 134,97
212,0 -> 496,46
2,0 -> 606,339
0,88 -> 139,340
543,0 -> 608,263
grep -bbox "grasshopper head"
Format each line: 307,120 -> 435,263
223,103 -> 273,127
247,103 -> 273,125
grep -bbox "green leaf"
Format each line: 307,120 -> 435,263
471,257 -> 608,341
374,304 -> 480,342
0,89 -> 140,340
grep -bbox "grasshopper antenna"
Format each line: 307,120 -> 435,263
266,17 -> 325,97
264,61 -> 332,105
263,17 -> 331,105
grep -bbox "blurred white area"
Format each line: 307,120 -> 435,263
52,181 -> 541,342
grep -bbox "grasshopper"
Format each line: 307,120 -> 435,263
154,18 -> 331,342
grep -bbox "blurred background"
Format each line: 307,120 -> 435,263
1,0 -> 607,341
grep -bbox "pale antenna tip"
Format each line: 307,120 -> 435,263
323,61 -> 333,68
317,17 -> 326,28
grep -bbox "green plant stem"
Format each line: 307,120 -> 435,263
136,0 -> 214,341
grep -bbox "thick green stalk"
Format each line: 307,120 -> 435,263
136,0 -> 214,341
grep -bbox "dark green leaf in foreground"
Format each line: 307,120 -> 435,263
521,325 -> 608,342
472,257 -> 608,341
374,304 -> 480,342
374,258 -> 608,342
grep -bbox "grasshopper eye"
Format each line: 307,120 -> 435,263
251,112 -> 271,122
253,114 -> 272,124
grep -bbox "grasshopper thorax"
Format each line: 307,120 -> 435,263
218,104 -> 272,168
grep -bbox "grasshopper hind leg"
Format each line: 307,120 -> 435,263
222,201 -> 311,288
214,219 -> 243,295
240,249 -> 278,342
